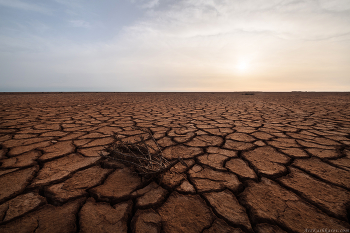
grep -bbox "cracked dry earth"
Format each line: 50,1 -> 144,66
0,92 -> 349,233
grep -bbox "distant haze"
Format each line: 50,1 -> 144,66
0,0 -> 349,92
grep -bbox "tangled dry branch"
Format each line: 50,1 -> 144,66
100,127 -> 186,178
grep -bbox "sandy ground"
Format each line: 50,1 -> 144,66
0,92 -> 349,233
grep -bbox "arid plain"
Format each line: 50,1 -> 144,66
0,92 -> 349,233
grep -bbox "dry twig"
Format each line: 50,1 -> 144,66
100,127 -> 186,178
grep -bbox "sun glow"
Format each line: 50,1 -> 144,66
237,61 -> 249,73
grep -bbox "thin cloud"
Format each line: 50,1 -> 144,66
69,20 -> 91,28
142,0 -> 159,8
127,0 -> 350,41
318,0 -> 350,11
129,0 -> 161,9
0,0 -> 51,14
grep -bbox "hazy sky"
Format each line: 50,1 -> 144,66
0,0 -> 349,92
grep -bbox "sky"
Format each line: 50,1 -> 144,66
0,0 -> 349,92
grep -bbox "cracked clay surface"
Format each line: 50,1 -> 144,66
0,92 -> 349,233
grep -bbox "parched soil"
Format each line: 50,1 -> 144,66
0,92 -> 349,233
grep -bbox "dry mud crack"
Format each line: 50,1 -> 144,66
0,92 -> 350,233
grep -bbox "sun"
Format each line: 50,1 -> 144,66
237,61 -> 249,73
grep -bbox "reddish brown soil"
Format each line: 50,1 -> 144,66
0,92 -> 349,233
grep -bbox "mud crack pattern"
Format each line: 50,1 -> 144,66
0,92 -> 349,233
